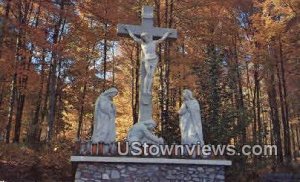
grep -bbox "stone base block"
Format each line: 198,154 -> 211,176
71,156 -> 231,182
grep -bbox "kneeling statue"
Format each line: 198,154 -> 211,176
127,119 -> 164,144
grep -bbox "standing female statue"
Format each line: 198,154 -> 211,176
92,88 -> 118,144
178,89 -> 204,146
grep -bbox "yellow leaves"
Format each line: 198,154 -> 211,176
253,0 -> 297,43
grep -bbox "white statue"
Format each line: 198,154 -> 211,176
127,119 -> 164,144
92,87 -> 118,144
125,26 -> 171,94
178,89 -> 204,146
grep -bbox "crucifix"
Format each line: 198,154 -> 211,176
117,6 -> 177,122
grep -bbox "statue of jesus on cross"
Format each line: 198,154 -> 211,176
125,26 -> 171,94
117,6 -> 177,122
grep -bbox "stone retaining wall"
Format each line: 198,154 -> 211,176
72,157 -> 231,182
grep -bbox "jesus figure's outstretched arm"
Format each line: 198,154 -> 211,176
155,32 -> 171,44
125,26 -> 142,44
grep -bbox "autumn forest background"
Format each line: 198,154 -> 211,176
0,0 -> 299,181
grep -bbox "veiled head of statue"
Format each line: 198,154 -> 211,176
102,87 -> 118,98
183,89 -> 194,100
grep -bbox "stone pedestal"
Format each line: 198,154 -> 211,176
71,156 -> 231,182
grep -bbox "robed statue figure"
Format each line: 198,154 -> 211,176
92,88 -> 118,144
178,89 -> 204,146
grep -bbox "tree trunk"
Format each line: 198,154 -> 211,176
208,43 -> 220,128
296,126 -> 300,157
162,0 -> 170,138
267,65 -> 283,164
13,93 -> 25,143
278,37 -> 291,162
5,72 -> 17,143
28,53 -> 45,143
5,13 -> 23,143
27,2 -> 42,144
252,63 -> 259,164
40,60 -> 51,141
14,32 -> 32,143
133,45 -> 140,124
255,66 -> 262,146
0,85 -> 3,110
290,126 -> 297,160
77,67 -> 88,139
232,35 -> 246,144
103,22 -> 108,88
55,59 -> 64,140
47,55 -> 58,142
47,1 -> 64,142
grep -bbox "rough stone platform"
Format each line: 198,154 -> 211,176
71,156 -> 231,182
